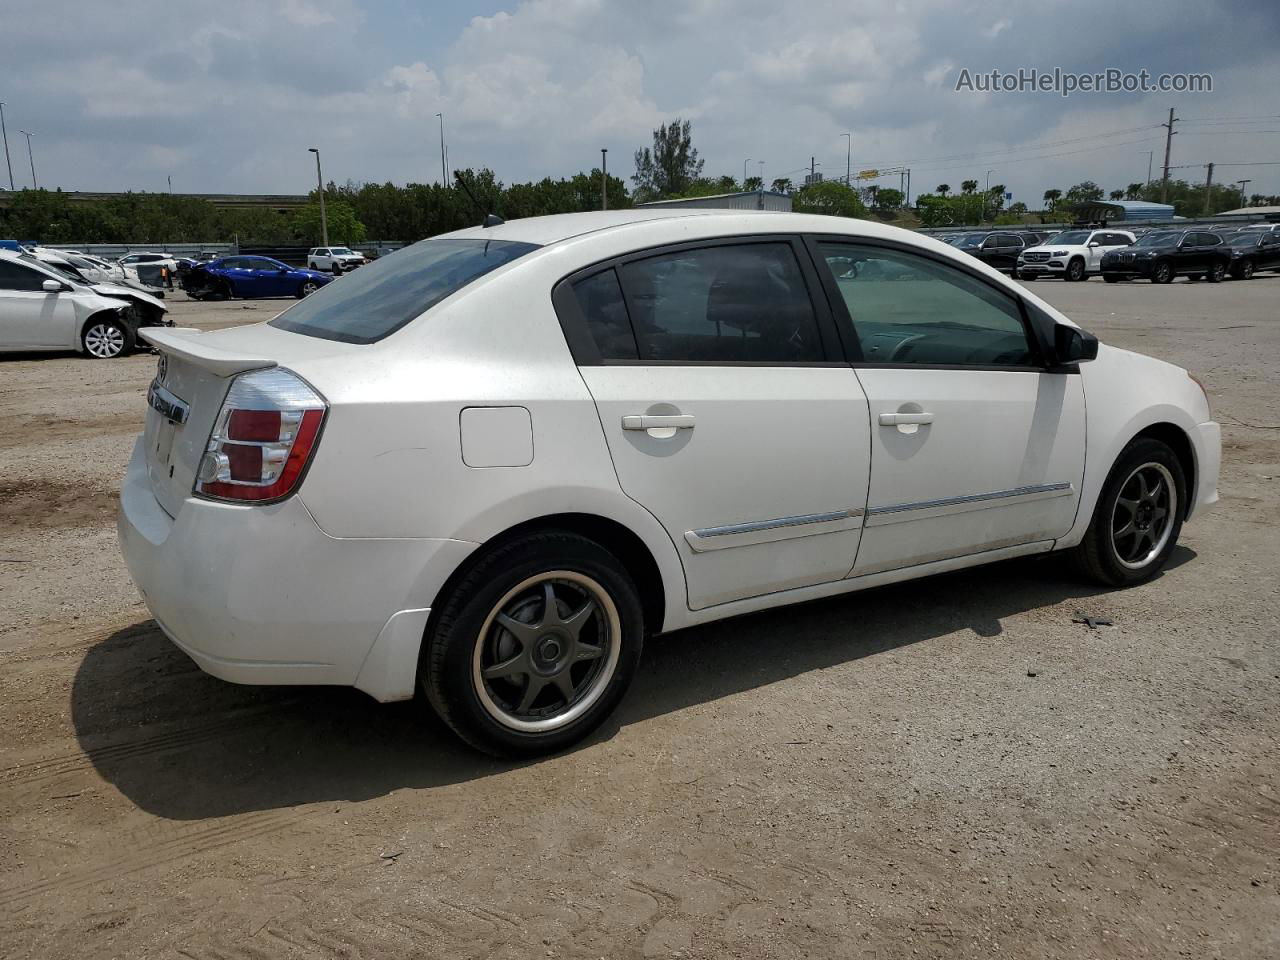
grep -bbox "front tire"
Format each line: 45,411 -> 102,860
81,316 -> 134,358
1232,259 -> 1255,280
1206,261 -> 1226,283
297,280 -> 320,298
1152,261 -> 1174,284
422,531 -> 645,758
1070,437 -> 1186,587
1066,258 -> 1086,282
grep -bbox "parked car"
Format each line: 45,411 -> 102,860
952,231 -> 1046,274
1225,228 -> 1280,280
118,251 -> 181,272
307,246 -> 367,273
0,249 -> 169,357
1099,230 -> 1231,283
1017,229 -> 1136,282
181,255 -> 333,300
119,210 -> 1220,757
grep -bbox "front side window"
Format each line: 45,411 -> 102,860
817,242 -> 1035,367
616,243 -> 824,363
0,260 -> 51,291
271,237 -> 539,344
1135,232 -> 1177,247
1054,231 -> 1091,245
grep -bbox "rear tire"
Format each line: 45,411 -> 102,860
1206,261 -> 1226,283
421,531 -> 645,758
1070,437 -> 1186,587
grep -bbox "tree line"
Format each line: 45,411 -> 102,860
3,117 -> 1273,244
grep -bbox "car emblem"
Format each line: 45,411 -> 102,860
156,353 -> 168,384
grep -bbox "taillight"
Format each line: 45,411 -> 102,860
195,368 -> 327,502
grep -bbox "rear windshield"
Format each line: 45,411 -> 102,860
271,237 -> 540,344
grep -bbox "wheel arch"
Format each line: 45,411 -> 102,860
426,512 -> 669,640
1132,421 -> 1196,519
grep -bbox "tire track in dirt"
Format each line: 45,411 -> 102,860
0,806 -> 319,909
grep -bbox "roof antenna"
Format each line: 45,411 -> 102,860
453,170 -> 504,228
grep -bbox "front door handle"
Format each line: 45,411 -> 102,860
878,412 -> 934,426
622,414 -> 696,431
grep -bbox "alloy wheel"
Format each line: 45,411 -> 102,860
84,323 -> 126,358
1239,260 -> 1254,280
1110,462 -> 1177,569
1154,263 -> 1173,283
472,571 -> 621,733
302,281 -> 318,296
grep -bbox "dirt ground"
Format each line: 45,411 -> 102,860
2,279 -> 1278,959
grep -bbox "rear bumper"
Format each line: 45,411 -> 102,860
117,437 -> 476,699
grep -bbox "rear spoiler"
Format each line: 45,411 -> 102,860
139,327 -> 277,379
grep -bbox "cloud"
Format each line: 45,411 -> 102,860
0,0 -> 1274,208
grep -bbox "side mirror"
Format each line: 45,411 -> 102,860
1054,323 -> 1098,364
1088,240 -> 1101,247
42,279 -> 64,293
278,267 -> 288,273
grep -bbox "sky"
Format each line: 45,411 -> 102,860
0,0 -> 1277,207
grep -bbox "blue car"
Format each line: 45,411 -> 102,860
183,255 -> 333,300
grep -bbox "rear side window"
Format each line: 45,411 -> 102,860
271,238 -> 539,344
615,243 -> 824,363
572,269 -> 637,360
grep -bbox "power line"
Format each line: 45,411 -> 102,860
850,123 -> 1162,170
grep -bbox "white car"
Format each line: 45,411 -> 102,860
118,251 -> 181,272
1018,229 -> 1136,281
0,250 -> 170,357
307,246 -> 367,273
118,210 -> 1220,756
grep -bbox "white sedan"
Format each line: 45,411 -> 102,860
0,250 -> 169,357
118,210 -> 1220,756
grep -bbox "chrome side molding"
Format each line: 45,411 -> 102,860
866,482 -> 1074,526
686,508 -> 863,553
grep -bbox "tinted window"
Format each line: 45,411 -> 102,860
572,269 -> 637,360
0,260 -> 51,291
1135,232 -> 1177,247
247,258 -> 283,270
818,242 -> 1034,367
271,238 -> 539,344
617,243 -> 824,364
1197,233 -> 1222,246
995,235 -> 1022,249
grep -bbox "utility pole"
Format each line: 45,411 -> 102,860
308,147 -> 328,247
1144,150 -> 1153,184
0,102 -> 13,191
743,158 -> 751,188
1236,179 -> 1251,208
600,148 -> 608,211
905,168 -> 910,207
435,113 -> 447,185
810,156 -> 815,180
842,133 -> 851,185
18,129 -> 35,188
1160,107 -> 1177,203
1202,162 -> 1214,216
167,174 -> 172,195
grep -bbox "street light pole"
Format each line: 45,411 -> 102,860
19,130 -> 35,189
842,133 -> 851,185
743,158 -> 751,188
601,148 -> 608,211
435,113 -> 447,185
1236,179 -> 1251,208
308,147 -> 328,247
984,168 -> 993,222
0,102 -> 14,191
758,160 -> 765,191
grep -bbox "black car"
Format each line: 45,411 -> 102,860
1099,229 -> 1231,283
1225,228 -> 1280,280
952,231 -> 1047,273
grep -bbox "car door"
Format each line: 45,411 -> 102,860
0,260 -> 79,349
809,238 -> 1086,576
1261,235 -> 1280,270
248,258 -> 288,296
554,237 -> 872,610
997,235 -> 1024,270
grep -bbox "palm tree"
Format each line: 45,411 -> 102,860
961,179 -> 978,195
770,177 -> 793,194
1109,190 -> 1125,200
988,183 -> 1006,196
1125,183 -> 1144,200
1043,188 -> 1062,210
936,183 -> 950,197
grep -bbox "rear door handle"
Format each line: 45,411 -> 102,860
878,412 -> 934,426
622,414 -> 696,431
